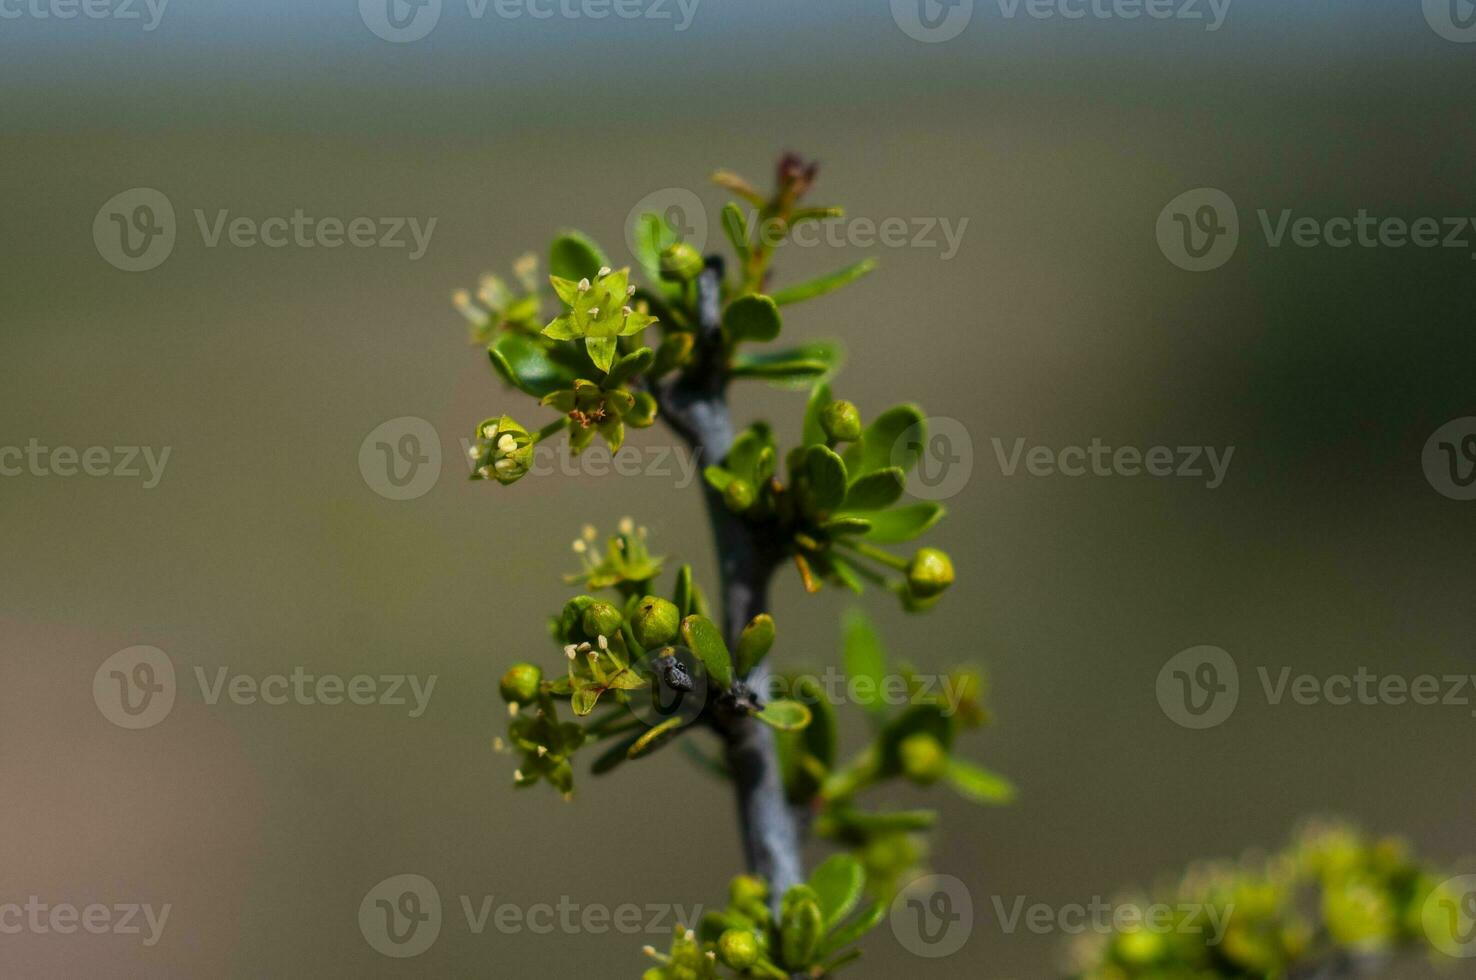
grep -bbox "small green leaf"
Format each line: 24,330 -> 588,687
842,468 -> 905,511
821,516 -> 871,536
816,902 -> 886,960
945,757 -> 1016,805
802,382 -> 833,447
549,230 -> 607,281
680,614 -> 734,689
731,341 -> 844,388
735,614 -> 775,676
632,211 -> 678,281
721,203 -> 751,265
841,609 -> 887,717
844,404 -> 925,478
800,445 -> 848,516
487,334 -> 576,398
755,699 -> 812,732
603,347 -> 654,389
862,502 -> 945,543
723,294 -> 782,344
770,258 -> 878,306
822,806 -> 937,834
726,423 -> 773,485
780,889 -> 824,970
703,465 -> 734,493
585,336 -> 618,373
590,730 -> 643,774
808,854 -> 864,930
628,716 -> 684,760
673,564 -> 696,619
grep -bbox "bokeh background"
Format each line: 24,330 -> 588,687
3,0 -> 1474,976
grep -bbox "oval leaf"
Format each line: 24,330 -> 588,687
842,467 -> 905,511
756,698 -> 812,732
723,294 -> 782,343
679,614 -> 733,689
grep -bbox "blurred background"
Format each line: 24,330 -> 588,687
2,0 -> 1474,976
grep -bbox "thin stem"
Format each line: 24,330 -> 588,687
836,537 -> 909,572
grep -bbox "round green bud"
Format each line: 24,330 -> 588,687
819,400 -> 862,443
898,732 -> 948,785
581,600 -> 624,640
560,595 -> 597,640
906,547 -> 955,599
1115,929 -> 1165,966
499,662 -> 542,705
716,929 -> 760,970
631,595 -> 681,649
729,874 -> 769,909
659,242 -> 704,282
723,478 -> 756,513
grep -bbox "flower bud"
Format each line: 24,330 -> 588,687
906,547 -> 954,599
723,478 -> 756,513
819,400 -> 862,443
898,732 -> 948,785
581,600 -> 623,639
659,242 -> 704,282
626,391 -> 659,428
631,595 -> 681,649
729,874 -> 769,910
716,929 -> 760,970
499,662 -> 542,705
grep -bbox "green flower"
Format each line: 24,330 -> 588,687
505,698 -> 585,799
543,266 -> 658,372
453,253 -> 542,344
541,379 -> 635,454
566,520 -> 664,593
469,415 -> 535,485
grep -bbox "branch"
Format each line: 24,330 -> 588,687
653,257 -> 804,912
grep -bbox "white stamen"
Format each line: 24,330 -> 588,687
618,517 -> 634,535
578,278 -> 590,292
622,306 -> 633,316
467,445 -> 482,459
507,702 -> 519,717
536,745 -> 547,757
597,266 -> 612,278
587,308 -> 600,318
626,285 -> 636,296
572,540 -> 587,553
494,458 -> 516,472
597,634 -> 609,650
497,434 -> 516,453
482,423 -> 499,439
477,466 -> 493,480
513,769 -> 524,781
564,644 -> 578,660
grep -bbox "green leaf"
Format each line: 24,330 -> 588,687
770,258 -> 878,306
721,203 -> 751,264
843,404 -> 925,478
756,699 -> 812,732
842,468 -> 905,512
945,757 -> 1016,805
723,294 -> 782,344
680,614 -> 734,689
800,446 -> 848,516
703,465 -> 734,493
862,502 -> 945,543
487,334 -> 576,398
730,341 -> 844,389
673,564 -> 696,619
828,556 -> 864,594
802,382 -> 832,447
820,517 -> 871,536
822,806 -> 937,834
628,716 -> 685,760
726,423 -> 773,485
632,211 -> 678,280
808,854 -> 864,930
780,889 -> 824,970
603,347 -> 654,389
590,730 -> 643,775
794,676 -> 836,771
735,614 -> 775,676
549,230 -> 607,281
841,609 -> 887,717
816,902 -> 886,960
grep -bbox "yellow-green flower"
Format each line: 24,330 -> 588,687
542,266 -> 657,372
